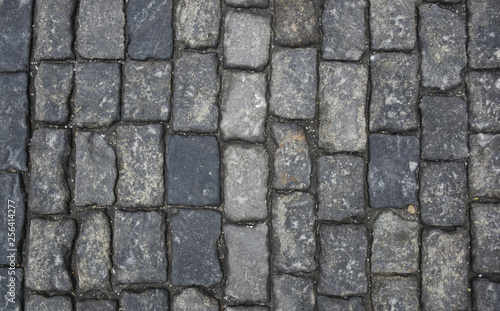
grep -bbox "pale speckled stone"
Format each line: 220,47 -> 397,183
174,0 -> 220,49
273,275 -> 315,311
469,134 -> 500,198
25,295 -> 72,311
468,0 -> 500,69
471,203 -> 500,273
466,71 -> 500,132
372,276 -> 419,311
370,0 -> 416,50
173,288 -> 219,311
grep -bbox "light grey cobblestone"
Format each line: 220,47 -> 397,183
173,288 -> 219,311
469,134 -> 500,198
121,289 -> 169,311
0,268 -> 23,311
473,280 -> 500,311
372,276 -> 419,311
317,296 -> 365,311
273,275 -> 315,311
25,295 -> 72,311
174,0 -> 220,49
370,0 -> 416,50
471,203 -> 500,273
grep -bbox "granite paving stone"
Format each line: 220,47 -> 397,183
223,11 -> 271,70
226,307 -> 269,311
28,128 -> 71,214
468,0 -> 500,69
73,62 -> 120,128
0,173 -> 25,265
419,4 -> 466,91
75,211 -> 111,292
174,0 -> 220,49
0,73 -> 28,171
371,276 -> 419,311
466,71 -> 500,132
273,275 -> 315,311
370,0 -> 416,50
420,96 -> 468,160
322,0 -> 366,60
368,134 -> 419,208
224,144 -> 268,221
76,300 -> 117,311
116,125 -> 164,207
34,63 -> 73,124
34,0 -> 76,60
127,0 -> 173,60
25,219 -> 75,292
274,0 -> 320,46
371,212 -> 419,273
171,209 -> 222,286
319,62 -> 367,152
272,192 -> 316,273
270,48 -> 317,119
0,268 -> 23,311
220,71 -> 267,143
469,134 -> 500,198
0,0 -> 32,71
369,53 -> 419,132
271,122 -> 311,190
317,296 -> 365,311
318,225 -> 368,296
173,288 -> 219,311
76,0 -> 124,59
224,223 -> 269,303
317,155 -> 366,221
167,135 -> 220,206
471,203 -> 500,273
226,0 -> 268,8
123,61 -> 172,122
422,228 -> 469,310
472,280 -> 500,311
121,289 -> 169,311
420,162 -> 467,226
75,132 -> 116,206
173,52 -> 219,133
113,211 -> 167,284
25,295 -> 72,311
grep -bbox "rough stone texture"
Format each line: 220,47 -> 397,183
224,144 -> 268,221
25,219 -> 75,292
419,4 -> 466,91
28,129 -> 71,214
75,211 -> 111,292
121,289 -> 169,311
226,0 -> 268,8
317,296 -> 365,311
370,0 -> 416,50
468,0 -> 500,69
270,49 -> 317,119
274,0 -> 320,46
173,52 -> 219,133
466,71 -> 500,132
420,162 -> 467,226
473,280 -> 500,311
171,209 -> 222,286
317,155 -> 366,221
224,223 -> 269,303
73,63 -> 120,128
368,134 -> 419,208
76,300 -> 117,311
113,211 -> 167,284
0,0 -> 32,71
127,0 -> 173,60
0,268 -> 23,311
226,307 -> 269,311
0,73 -> 28,171
371,212 -> 419,273
76,0 -> 124,59
220,71 -> 267,142
34,63 -> 73,124
469,134 -> 500,198
173,288 -> 219,311
422,228 -> 469,310
34,0 -> 75,59
318,225 -> 368,296
174,0 -> 220,49
369,53 -> 419,132
319,62 -> 367,152
25,295 -> 72,311
273,275 -> 315,311
272,192 -> 316,273
271,122 -> 311,190
420,96 -> 468,160
322,0 -> 366,60
471,203 -> 500,273
75,132 -> 116,206
223,11 -> 271,70
167,135 -> 220,206
372,276 -> 419,311
117,125 -> 164,207
0,173 -> 25,265
123,61 -> 172,122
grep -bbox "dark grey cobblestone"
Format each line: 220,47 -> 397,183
76,300 -> 117,311
468,0 -> 500,69
226,0 -> 268,8
469,134 -> 500,198
174,0 -> 220,49
226,307 -> 269,311
0,173 -> 25,265
471,203 -> 500,274
273,275 -> 315,311
372,276 -> 419,311
0,0 -> 32,71
473,279 -> 500,311
370,0 -> 415,50
316,296 -> 365,311
121,289 -> 169,311
25,295 -> 72,311
0,268 -> 23,311
274,0 -> 320,47
173,288 -> 219,310
466,71 -> 500,133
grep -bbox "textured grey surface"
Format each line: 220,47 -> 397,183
273,275 -> 315,311
121,289 -> 169,311
0,268 -> 23,311
173,288 -> 219,311
174,0 -> 220,49
472,280 -> 500,311
0,0 -> 32,71
317,296 -> 365,311
372,276 -> 419,311
466,71 -> 500,132
469,134 -> 500,198
76,300 -> 117,311
468,0 -> 500,69
25,295 -> 72,311
370,0 -> 415,50
0,173 -> 25,264
274,0 -> 320,46
471,203 -> 500,273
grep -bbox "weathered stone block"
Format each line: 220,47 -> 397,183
468,0 -> 500,69
0,173 -> 25,265
25,295 -> 72,311
174,0 -> 220,49
466,71 -> 500,132
273,275 -> 315,311
471,203 -> 500,273
0,268 -> 23,311
274,0 -> 320,46
469,134 -> 500,198
0,0 -> 32,71
121,289 -> 169,311
370,0 -> 416,50
372,276 -> 419,311
76,300 -> 117,311
473,280 -> 500,311
317,296 -> 365,311
173,288 -> 219,311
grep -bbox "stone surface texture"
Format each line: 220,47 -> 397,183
372,276 -> 419,311
0,0 -> 32,71
25,295 -> 72,311
468,0 -> 500,69
317,296 -> 365,311
174,0 -> 220,49
466,71 -> 500,132
273,275 -> 315,311
370,0 -> 415,50
473,280 -> 500,311
0,268 -> 23,311
173,288 -> 219,311
121,289 -> 169,311
471,203 -> 500,273
226,0 -> 268,8
0,173 -> 25,265
469,134 -> 500,198
76,300 -> 117,311
274,0 -> 320,46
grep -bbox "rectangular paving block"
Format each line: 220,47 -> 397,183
370,0 -> 416,50
121,289 -> 169,311
274,0 -> 320,46
273,275 -> 315,310
473,280 -> 500,311
468,0 -> 500,69
0,73 -> 28,171
471,203 -> 500,274
174,288 -> 219,311
317,296 -> 365,311
0,173 -> 25,265
174,0 -> 220,49
76,300 -> 117,311
0,268 -> 23,311
226,307 -> 269,311
0,0 -> 32,71
25,295 -> 72,311
226,0 -> 268,8
372,276 -> 419,311
466,71 -> 500,132
319,62 -> 367,153
113,210 -> 167,284
116,125 -> 164,207
469,134 -> 500,198
28,128 -> 71,214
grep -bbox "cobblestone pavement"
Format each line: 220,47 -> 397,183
0,0 -> 499,310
